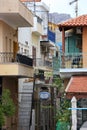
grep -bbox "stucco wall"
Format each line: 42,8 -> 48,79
82,27 -> 87,68
83,27 -> 87,53
32,34 -> 41,58
0,20 -> 17,52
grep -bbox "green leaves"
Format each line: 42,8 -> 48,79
1,89 -> 15,116
56,99 -> 70,122
0,106 -> 4,127
53,77 -> 64,93
53,77 -> 71,123
0,89 -> 16,126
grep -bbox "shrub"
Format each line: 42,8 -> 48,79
0,89 -> 16,127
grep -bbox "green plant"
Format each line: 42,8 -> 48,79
53,77 -> 63,90
0,106 -> 4,127
56,99 -> 70,122
55,98 -> 71,130
53,77 -> 64,96
0,89 -> 16,127
53,77 -> 71,123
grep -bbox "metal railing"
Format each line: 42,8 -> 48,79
0,52 -> 14,63
33,58 -> 53,68
53,53 -> 84,69
0,52 -> 33,66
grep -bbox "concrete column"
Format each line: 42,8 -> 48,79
71,96 -> 77,130
62,27 -> 65,53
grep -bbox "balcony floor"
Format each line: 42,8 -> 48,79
0,63 -> 34,78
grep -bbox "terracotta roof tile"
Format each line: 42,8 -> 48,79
58,15 -> 87,27
65,76 -> 87,93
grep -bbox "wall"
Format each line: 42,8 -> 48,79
83,27 -> 87,68
3,77 -> 18,130
0,20 -> 17,52
18,27 -> 32,56
27,2 -> 49,35
32,34 -> 41,58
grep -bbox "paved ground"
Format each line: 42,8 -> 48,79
80,121 -> 87,130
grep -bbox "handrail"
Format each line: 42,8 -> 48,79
60,52 -> 83,68
33,58 -> 53,68
0,52 -> 33,66
0,52 -> 53,68
53,52 -> 83,69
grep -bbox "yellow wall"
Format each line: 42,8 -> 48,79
48,22 -> 57,32
82,27 -> 87,68
83,27 -> 87,52
0,21 -> 3,51
1,21 -> 17,52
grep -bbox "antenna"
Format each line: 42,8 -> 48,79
69,0 -> 78,17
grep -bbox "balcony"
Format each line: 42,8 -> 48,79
0,52 -> 34,77
53,53 -> 87,78
0,0 -> 33,28
33,58 -> 53,71
32,16 -> 43,35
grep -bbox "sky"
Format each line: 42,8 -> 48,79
42,0 -> 87,18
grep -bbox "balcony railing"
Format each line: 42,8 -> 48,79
33,58 -> 52,68
0,52 -> 33,66
53,53 -> 84,70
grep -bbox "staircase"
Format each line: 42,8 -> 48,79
18,82 -> 34,130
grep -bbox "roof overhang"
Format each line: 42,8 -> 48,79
65,76 -> 87,99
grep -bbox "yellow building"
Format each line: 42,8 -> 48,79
0,0 -> 34,130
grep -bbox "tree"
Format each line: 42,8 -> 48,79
0,89 -> 16,127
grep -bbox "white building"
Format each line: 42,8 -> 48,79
18,2 -> 52,130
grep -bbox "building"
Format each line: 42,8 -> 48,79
26,2 -> 55,130
48,21 -> 62,76
56,15 -> 87,129
17,1 -> 56,130
0,0 -> 34,129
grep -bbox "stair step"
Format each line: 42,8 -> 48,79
18,82 -> 33,129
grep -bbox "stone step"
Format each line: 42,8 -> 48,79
18,82 -> 33,130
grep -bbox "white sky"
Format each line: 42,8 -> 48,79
42,0 -> 87,18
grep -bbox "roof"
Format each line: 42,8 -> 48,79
58,15 -> 87,28
65,76 -> 87,93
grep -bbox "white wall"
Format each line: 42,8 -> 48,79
18,27 -> 32,56
26,2 -> 49,35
